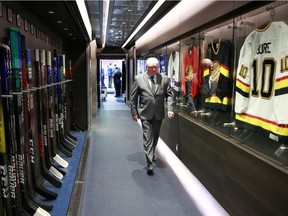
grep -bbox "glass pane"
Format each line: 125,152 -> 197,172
232,1 -> 288,165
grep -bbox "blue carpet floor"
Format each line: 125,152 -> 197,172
37,93 -> 227,216
78,94 -> 203,216
39,130 -> 87,216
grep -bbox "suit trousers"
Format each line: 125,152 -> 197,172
141,118 -> 162,165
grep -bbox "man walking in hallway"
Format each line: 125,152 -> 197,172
130,57 -> 175,175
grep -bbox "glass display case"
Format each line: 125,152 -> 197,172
136,58 -> 146,75
156,47 -> 168,75
231,1 -> 288,165
137,1 -> 288,167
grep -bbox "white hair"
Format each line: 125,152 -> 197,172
146,57 -> 159,66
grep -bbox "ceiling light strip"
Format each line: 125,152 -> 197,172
76,0 -> 92,41
102,0 -> 110,48
122,0 -> 165,48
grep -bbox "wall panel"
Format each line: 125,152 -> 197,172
160,114 -> 288,216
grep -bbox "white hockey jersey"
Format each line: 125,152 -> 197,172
167,51 -> 180,91
235,21 -> 288,143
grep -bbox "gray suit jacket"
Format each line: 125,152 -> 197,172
130,72 -> 174,120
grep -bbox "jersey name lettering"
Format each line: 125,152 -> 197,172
256,42 -> 271,54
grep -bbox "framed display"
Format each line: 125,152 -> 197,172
16,14 -> 21,27
24,20 -> 29,32
7,8 -> 13,23
30,24 -> 34,35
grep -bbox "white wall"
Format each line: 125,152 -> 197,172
135,0 -> 251,53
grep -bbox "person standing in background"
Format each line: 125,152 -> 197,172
101,67 -> 105,87
130,57 -> 175,175
108,63 -> 113,88
113,67 -> 122,97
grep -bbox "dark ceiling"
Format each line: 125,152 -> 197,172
3,1 -> 180,52
86,0 -> 155,48
86,0 -> 180,50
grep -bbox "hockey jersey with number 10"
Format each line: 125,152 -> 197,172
235,21 -> 288,144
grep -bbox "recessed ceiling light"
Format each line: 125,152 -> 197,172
69,33 -> 73,36
57,20 -> 62,24
64,28 -> 69,31
48,11 -> 55,14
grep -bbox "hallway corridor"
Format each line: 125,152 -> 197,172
77,93 -> 228,216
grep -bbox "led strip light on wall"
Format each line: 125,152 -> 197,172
76,0 -> 92,41
121,0 -> 166,48
137,120 -> 229,216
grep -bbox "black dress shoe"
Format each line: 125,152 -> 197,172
146,164 -> 154,176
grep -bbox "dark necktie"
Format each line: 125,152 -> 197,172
150,76 -> 155,93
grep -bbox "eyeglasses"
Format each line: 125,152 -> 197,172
147,66 -> 157,69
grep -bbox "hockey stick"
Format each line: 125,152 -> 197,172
10,29 -> 51,215
65,60 -> 81,142
22,89 -> 53,212
1,95 -> 20,216
14,30 -> 47,215
22,47 -> 54,212
23,48 -> 58,201
63,55 -> 83,133
34,49 -> 62,188
40,50 -> 64,179
62,85 -> 77,144
61,56 -> 77,144
52,52 -> 73,157
0,45 -> 13,216
58,55 -> 76,148
1,41 -> 22,216
28,50 -> 68,169
46,51 -> 68,169
0,183 -> 4,215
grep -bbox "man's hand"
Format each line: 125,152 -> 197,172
132,114 -> 139,121
167,111 -> 174,119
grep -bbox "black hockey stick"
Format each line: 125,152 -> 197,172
10,29 -> 51,215
12,28 -> 43,216
58,55 -> 77,148
0,45 -> 13,216
46,51 -> 69,170
1,41 -> 22,216
22,46 -> 53,212
53,52 -> 73,157
47,52 -> 69,172
26,49 -> 58,201
40,50 -> 65,179
60,56 -> 77,144
34,49 -> 62,188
